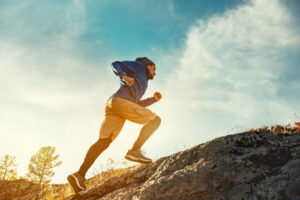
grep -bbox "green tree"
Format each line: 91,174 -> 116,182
0,154 -> 17,180
26,146 -> 62,187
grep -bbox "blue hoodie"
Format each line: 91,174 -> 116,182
108,60 -> 156,107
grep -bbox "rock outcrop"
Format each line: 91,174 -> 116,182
67,128 -> 300,200
1,126 -> 299,200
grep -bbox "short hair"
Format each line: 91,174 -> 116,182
135,57 -> 155,67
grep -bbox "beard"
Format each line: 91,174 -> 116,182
149,74 -> 154,80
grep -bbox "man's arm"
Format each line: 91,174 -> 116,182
137,97 -> 157,107
111,61 -> 140,77
112,61 -> 136,86
137,92 -> 162,107
111,61 -> 128,78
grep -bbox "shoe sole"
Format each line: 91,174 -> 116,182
125,154 -> 152,164
67,174 -> 85,194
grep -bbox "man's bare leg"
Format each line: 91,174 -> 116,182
68,135 -> 112,193
125,116 -> 161,164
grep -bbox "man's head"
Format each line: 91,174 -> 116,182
135,57 -> 156,80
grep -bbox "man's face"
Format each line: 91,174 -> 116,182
147,65 -> 156,80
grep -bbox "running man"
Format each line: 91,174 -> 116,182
67,57 -> 162,193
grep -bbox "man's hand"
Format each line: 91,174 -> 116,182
154,92 -> 162,101
121,76 -> 134,86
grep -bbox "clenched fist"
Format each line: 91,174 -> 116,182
154,92 -> 162,101
121,76 -> 135,86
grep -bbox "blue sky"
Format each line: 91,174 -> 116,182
1,0 -> 300,184
0,0 -> 244,59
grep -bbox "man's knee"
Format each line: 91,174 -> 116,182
151,116 -> 161,127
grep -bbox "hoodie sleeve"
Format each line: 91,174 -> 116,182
111,61 -> 138,78
137,97 -> 157,107
111,61 -> 128,78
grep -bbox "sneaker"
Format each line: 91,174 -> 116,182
67,172 -> 86,194
125,149 -> 152,164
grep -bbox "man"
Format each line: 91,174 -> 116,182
67,57 -> 162,194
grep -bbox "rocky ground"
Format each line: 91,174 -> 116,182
1,125 -> 299,200
66,126 -> 300,200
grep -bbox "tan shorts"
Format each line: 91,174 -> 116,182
99,97 -> 158,141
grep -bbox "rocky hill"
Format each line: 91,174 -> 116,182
1,125 -> 300,200
67,126 -> 300,200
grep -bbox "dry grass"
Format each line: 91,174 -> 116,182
248,121 -> 300,134
86,166 -> 137,189
22,162 -> 137,199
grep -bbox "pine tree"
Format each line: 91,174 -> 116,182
26,146 -> 62,187
0,154 -> 17,181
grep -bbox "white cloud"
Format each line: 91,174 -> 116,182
157,0 -> 300,146
0,42 -> 116,183
0,1 -> 118,183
